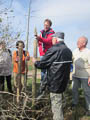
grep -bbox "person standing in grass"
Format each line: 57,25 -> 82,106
72,36 -> 90,116
13,41 -> 30,92
32,32 -> 72,120
35,19 -> 55,93
0,40 -> 13,93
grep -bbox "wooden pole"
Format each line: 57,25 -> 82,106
16,42 -> 23,103
32,27 -> 38,106
26,0 -> 31,51
25,0 -> 31,89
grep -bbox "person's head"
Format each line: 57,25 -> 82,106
0,43 -> 3,49
0,41 -> 6,50
52,32 -> 65,45
44,19 -> 52,31
16,40 -> 25,49
77,36 -> 88,50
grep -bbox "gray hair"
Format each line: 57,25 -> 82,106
57,38 -> 64,42
82,36 -> 88,46
85,38 -> 88,45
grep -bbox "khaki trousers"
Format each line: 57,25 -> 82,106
50,93 -> 64,120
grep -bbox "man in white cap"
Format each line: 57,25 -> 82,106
32,32 -> 72,120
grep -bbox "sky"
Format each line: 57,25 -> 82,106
0,0 -> 90,56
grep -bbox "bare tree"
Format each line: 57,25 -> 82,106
0,24 -> 20,48
0,11 -> 21,49
0,0 -> 13,14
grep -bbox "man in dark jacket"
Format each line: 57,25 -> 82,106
32,32 -> 72,120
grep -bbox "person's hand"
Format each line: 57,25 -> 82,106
16,56 -> 19,62
26,56 -> 30,61
88,77 -> 90,86
35,35 -> 40,40
32,57 -> 36,64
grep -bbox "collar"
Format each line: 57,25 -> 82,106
40,28 -> 51,33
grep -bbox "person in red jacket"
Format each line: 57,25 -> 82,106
35,19 -> 55,94
36,19 -> 55,56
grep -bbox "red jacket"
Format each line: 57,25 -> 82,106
38,28 -> 55,56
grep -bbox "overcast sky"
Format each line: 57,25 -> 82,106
0,0 -> 90,56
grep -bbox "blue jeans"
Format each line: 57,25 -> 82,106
72,77 -> 90,110
40,56 -> 47,83
40,56 -> 47,93
41,69 -> 46,83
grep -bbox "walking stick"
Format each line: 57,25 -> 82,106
32,27 -> 38,106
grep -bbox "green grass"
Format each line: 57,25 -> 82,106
5,76 -> 40,92
28,65 -> 33,71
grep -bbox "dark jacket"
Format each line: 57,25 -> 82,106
35,41 -> 72,93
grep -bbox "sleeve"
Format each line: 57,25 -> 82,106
39,35 -> 53,45
35,48 -> 57,69
38,41 -> 44,56
87,51 -> 90,76
26,51 -> 30,57
38,32 -> 54,45
72,52 -> 74,62
72,49 -> 77,62
12,51 -> 17,63
88,50 -> 90,65
26,51 -> 30,61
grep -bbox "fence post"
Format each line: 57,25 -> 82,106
16,42 -> 23,103
32,27 -> 38,106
